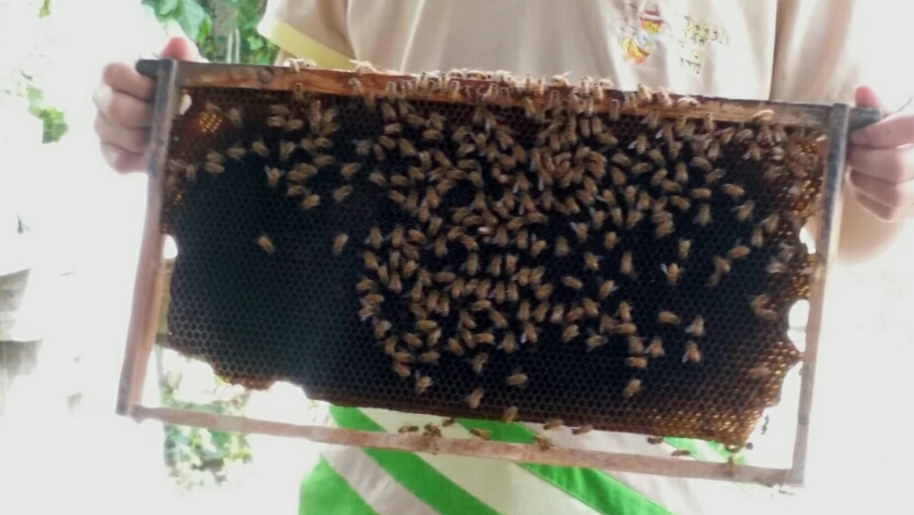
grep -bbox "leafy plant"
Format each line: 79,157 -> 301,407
159,350 -> 253,489
24,82 -> 67,144
143,0 -> 278,65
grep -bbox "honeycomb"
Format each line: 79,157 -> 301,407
157,67 -> 827,446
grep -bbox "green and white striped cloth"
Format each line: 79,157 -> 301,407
297,404 -> 770,515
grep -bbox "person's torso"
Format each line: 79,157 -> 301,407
342,0 -> 776,99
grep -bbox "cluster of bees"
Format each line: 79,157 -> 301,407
165,67 -> 821,445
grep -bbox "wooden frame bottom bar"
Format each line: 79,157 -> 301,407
129,405 -> 792,486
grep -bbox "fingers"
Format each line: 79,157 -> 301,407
850,113 -> 914,149
847,144 -> 914,183
99,143 -> 149,174
159,36 -> 204,62
850,169 -> 914,207
851,189 -> 914,222
101,61 -> 156,101
92,82 -> 154,129
94,112 -> 150,154
853,85 -> 884,110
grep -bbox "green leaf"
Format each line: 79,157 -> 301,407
39,0 -> 51,17
156,0 -> 179,17
247,36 -> 263,50
177,0 -> 207,39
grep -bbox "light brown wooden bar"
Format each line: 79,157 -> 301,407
131,405 -> 791,485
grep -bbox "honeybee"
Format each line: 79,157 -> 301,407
313,155 -> 335,168
682,341 -> 701,363
501,406 -> 519,424
676,96 -> 699,108
721,183 -> 746,200
706,140 -> 721,162
263,166 -> 283,188
661,263 -> 682,285
751,227 -> 765,248
762,213 -> 780,234
423,423 -> 442,438
415,375 -> 433,394
654,220 -> 675,239
505,371 -> 528,387
713,256 -> 732,275
747,365 -> 772,378
627,336 -> 645,354
333,185 -> 354,203
226,144 -> 246,160
608,302 -> 629,325
691,156 -> 712,172
466,387 -> 485,409
553,236 -> 571,258
203,161 -> 224,174
630,133 -> 649,154
256,234 -> 275,254
685,316 -> 705,337
543,418 -> 564,430
744,142 -> 762,161
217,105 -> 240,126
611,152 -> 632,167
727,245 -> 751,260
676,239 -> 692,260
690,187 -> 712,200
560,323 -> 581,343
658,310 -> 680,325
467,352 -> 488,374
398,424 -> 419,434
693,204 -> 712,227
623,378 -> 642,399
469,428 -> 491,440
580,333 -> 606,352
392,361 -> 411,379
752,109 -> 775,123
597,280 -> 617,300
300,193 -> 321,210
583,252 -> 601,272
671,449 -> 692,457
266,115 -> 286,127
332,233 -> 349,255
620,251 -> 635,277
646,337 -> 665,358
533,434 -> 554,450
766,257 -> 787,274
732,201 -> 755,222
626,356 -> 648,369
339,162 -> 361,179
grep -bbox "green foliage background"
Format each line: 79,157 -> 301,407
143,0 -> 278,64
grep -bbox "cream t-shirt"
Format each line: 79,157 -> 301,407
258,0 -> 906,106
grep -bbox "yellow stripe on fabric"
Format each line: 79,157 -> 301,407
257,14 -> 355,70
457,419 -> 676,515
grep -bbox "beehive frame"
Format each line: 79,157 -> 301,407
117,59 -> 881,487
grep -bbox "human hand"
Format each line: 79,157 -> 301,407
93,37 -> 203,174
847,86 -> 914,222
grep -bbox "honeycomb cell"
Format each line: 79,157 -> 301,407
158,73 -> 822,446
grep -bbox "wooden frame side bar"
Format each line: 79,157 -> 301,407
115,60 -> 178,416
785,104 -> 852,486
130,405 -> 790,486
